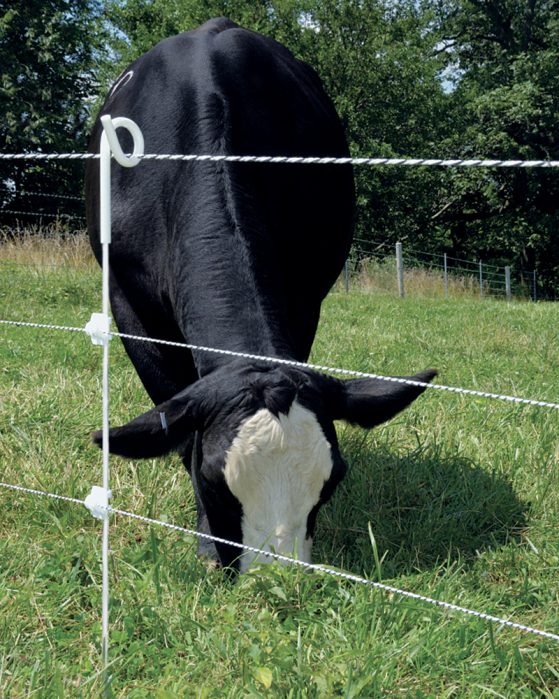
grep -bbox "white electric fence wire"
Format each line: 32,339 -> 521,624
0,481 -> 84,506
0,319 -> 86,333
1,152 -> 559,168
112,330 -> 559,410
1,480 -> 558,643
1,318 -> 559,411
110,507 -> 559,643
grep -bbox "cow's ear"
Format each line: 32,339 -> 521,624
92,385 -> 206,458
334,369 -> 437,428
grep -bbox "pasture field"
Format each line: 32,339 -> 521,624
1,250 -> 558,697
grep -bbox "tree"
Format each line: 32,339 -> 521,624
0,0 -> 106,225
428,0 -> 559,296
299,2 -> 451,253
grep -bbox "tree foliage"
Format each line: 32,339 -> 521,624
0,0 -> 105,222
1,0 -> 558,295
430,0 -> 559,294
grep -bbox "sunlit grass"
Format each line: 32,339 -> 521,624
1,247 -> 558,697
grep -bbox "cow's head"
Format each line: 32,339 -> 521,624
94,363 -> 436,572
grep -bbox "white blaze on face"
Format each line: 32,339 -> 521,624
223,401 -> 333,573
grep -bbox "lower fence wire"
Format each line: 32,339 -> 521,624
2,317 -> 559,651
0,480 -> 558,644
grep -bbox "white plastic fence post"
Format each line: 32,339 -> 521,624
505,266 -> 511,301
443,253 -> 448,298
396,241 -> 404,298
479,260 -> 483,298
95,115 -> 144,691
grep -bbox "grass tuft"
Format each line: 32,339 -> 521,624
0,225 -> 94,270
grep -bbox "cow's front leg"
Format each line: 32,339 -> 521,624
179,435 -> 220,567
194,504 -> 221,567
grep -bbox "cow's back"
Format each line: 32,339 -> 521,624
86,18 -> 354,363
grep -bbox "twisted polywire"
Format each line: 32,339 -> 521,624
1,318 -> 559,410
110,505 -> 559,643
1,480 -> 558,643
0,319 -> 86,334
112,330 -> 559,410
0,152 -> 559,168
0,481 -> 84,506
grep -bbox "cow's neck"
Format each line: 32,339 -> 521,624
188,307 -> 297,376
171,222 -> 299,376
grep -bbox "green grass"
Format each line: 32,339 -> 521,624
1,259 -> 559,697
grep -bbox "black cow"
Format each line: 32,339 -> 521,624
86,18 -> 435,572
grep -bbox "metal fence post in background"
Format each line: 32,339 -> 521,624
396,241 -> 404,298
533,270 -> 537,302
479,260 -> 483,298
505,266 -> 511,301
443,253 -> 449,298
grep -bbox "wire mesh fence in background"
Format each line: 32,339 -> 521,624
0,184 -> 86,224
343,238 -> 554,302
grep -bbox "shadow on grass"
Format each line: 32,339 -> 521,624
315,435 -> 528,578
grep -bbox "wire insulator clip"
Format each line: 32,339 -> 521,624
84,486 -> 112,520
85,313 -> 112,346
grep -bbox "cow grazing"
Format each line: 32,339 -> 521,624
85,17 -> 435,573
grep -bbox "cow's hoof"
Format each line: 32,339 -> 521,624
202,557 -> 221,571
198,539 -> 220,569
